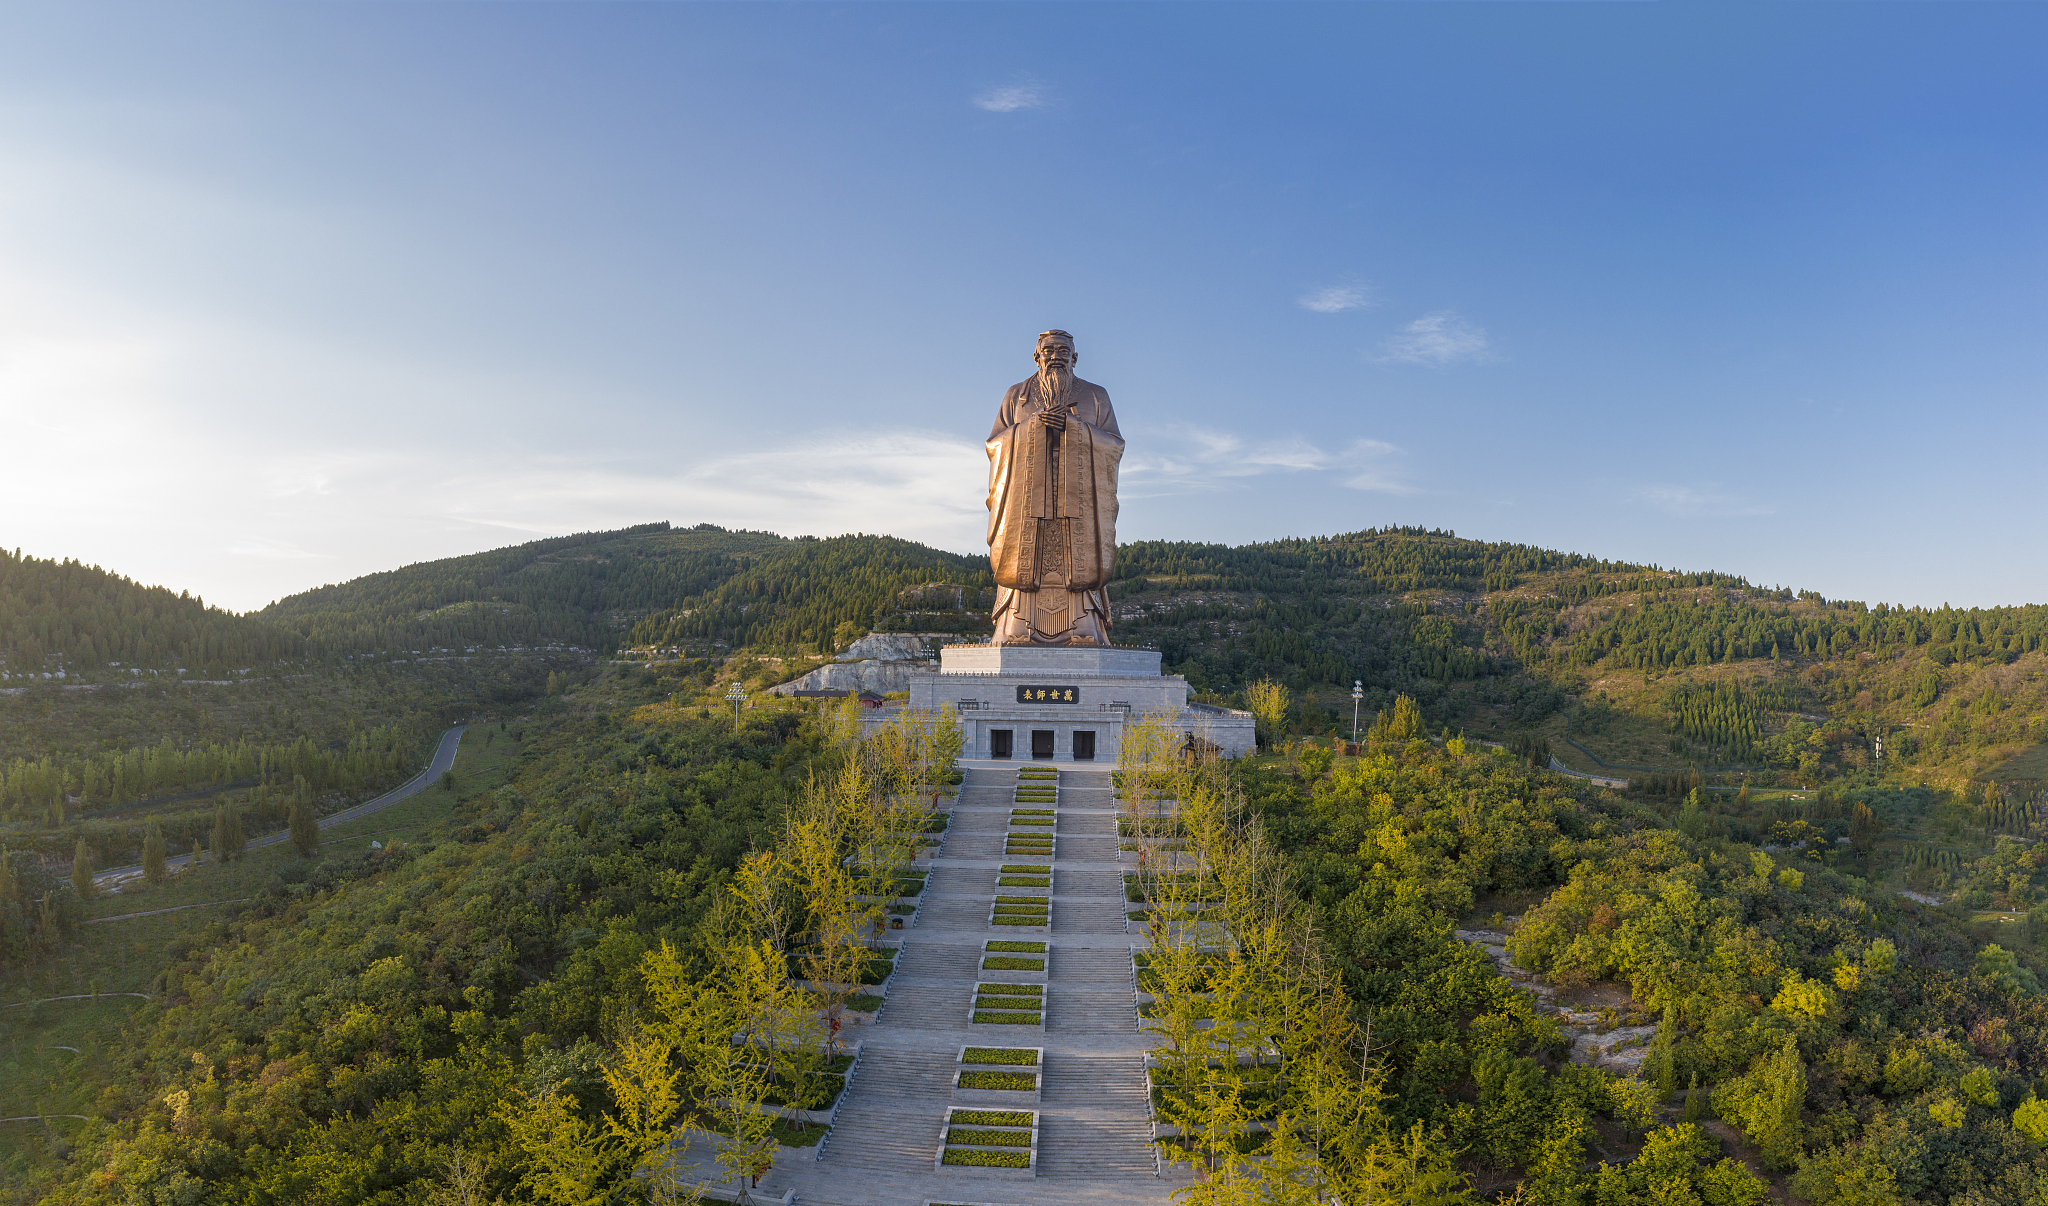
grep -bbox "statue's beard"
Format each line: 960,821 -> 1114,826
1035,363 -> 1072,409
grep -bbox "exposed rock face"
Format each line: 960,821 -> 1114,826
1454,925 -> 1656,1074
767,633 -> 957,697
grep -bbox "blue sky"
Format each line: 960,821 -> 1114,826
2,3 -> 2043,612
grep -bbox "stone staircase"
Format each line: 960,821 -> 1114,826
1037,1053 -> 1156,1178
817,1048 -> 954,1173
1055,946 -> 1137,983
914,896 -> 989,929
1048,985 -> 1135,1031
891,941 -> 983,981
879,981 -> 967,1029
1055,896 -> 1129,933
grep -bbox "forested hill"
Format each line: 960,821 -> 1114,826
1101,526 -> 2048,787
259,523 -> 992,657
0,549 -> 307,680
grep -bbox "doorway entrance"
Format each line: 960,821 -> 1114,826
1073,730 -> 1096,761
1031,730 -> 1056,760
990,729 -> 1013,759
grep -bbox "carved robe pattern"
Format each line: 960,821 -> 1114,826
985,375 -> 1124,645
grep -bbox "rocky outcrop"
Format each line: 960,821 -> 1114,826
1455,925 -> 1656,1073
767,633 -> 963,697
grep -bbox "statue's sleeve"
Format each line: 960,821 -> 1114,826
986,385 -> 1028,586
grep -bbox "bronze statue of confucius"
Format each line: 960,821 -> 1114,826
984,330 -> 1124,647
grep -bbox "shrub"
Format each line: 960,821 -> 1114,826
1001,865 -> 1050,873
951,1109 -> 1034,1126
959,1071 -> 1039,1089
1011,809 -> 1055,816
995,895 -> 1048,904
981,958 -> 1044,971
971,1011 -> 1042,1025
988,941 -> 1046,952
992,917 -> 1047,926
942,1149 -> 1031,1168
963,1048 -> 1038,1065
977,983 -> 1041,996
947,1128 -> 1031,1147
998,876 -> 1050,887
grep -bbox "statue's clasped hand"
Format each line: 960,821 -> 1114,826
1036,406 -> 1068,431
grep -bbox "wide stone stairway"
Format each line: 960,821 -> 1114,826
792,761 -> 1176,1204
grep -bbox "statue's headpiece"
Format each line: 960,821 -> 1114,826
1037,330 -> 1075,347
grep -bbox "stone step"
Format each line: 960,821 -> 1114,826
879,983 -> 968,1029
1036,1116 -> 1157,1178
816,1104 -> 940,1173
1051,949 -> 1136,983
843,1048 -> 958,1101
916,898 -> 993,929
1055,901 -> 1129,933
892,942 -> 983,981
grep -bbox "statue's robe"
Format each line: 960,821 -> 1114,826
985,375 -> 1124,645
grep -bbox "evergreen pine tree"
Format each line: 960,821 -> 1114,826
1682,1071 -> 1705,1121
142,822 -> 168,885
289,786 -> 319,857
1655,1003 -> 1678,1100
210,805 -> 232,863
72,838 -> 94,901
226,807 -> 246,860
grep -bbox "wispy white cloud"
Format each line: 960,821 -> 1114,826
1122,429 -> 1414,495
1374,310 -> 1494,367
1635,485 -> 1775,519
1334,438 -> 1413,494
1298,284 -> 1374,313
973,81 -> 1045,113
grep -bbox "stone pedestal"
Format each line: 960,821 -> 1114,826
906,644 -> 1254,762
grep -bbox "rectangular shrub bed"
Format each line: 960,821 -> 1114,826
971,1010 -> 1042,1025
992,906 -> 1048,917
1010,808 -> 1055,815
988,940 -> 1046,952
1008,820 -> 1054,828
1001,864 -> 1050,874
941,1149 -> 1031,1168
952,1108 -> 1034,1125
947,1127 -> 1032,1147
992,917 -> 1047,927
981,956 -> 1044,971
998,876 -> 1050,887
996,894 -> 1048,904
959,1070 -> 1039,1090
962,1047 -> 1039,1066
976,983 -> 1042,998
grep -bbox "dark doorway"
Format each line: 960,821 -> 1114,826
990,729 -> 1013,759
1073,731 -> 1096,761
1031,730 -> 1056,760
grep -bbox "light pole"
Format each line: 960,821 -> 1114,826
1350,680 -> 1363,746
725,682 -> 747,735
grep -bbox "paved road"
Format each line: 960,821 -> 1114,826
93,724 -> 474,888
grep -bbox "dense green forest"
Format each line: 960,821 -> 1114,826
0,550 -> 307,680
259,523 -> 992,658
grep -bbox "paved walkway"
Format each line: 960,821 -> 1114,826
683,762 -> 1190,1205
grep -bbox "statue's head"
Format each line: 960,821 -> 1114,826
1034,330 -> 1076,373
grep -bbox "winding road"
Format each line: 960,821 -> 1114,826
91,724 -> 474,889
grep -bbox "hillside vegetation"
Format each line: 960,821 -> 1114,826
0,549 -> 307,681
259,522 -> 992,658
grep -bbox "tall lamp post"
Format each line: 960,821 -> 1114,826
1350,680 -> 1364,745
725,682 -> 747,735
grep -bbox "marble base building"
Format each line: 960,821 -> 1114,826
905,644 -> 1254,762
